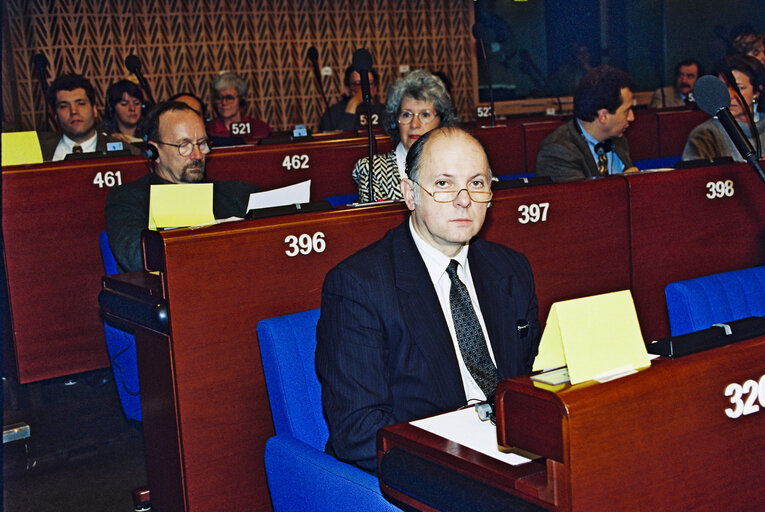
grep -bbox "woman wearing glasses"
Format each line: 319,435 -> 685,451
352,70 -> 460,202
206,71 -> 271,144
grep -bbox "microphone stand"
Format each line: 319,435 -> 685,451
473,24 -> 496,127
33,53 -> 56,131
352,48 -> 376,203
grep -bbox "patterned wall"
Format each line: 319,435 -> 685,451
2,0 -> 477,133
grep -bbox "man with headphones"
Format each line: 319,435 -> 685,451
39,73 -> 142,161
535,65 -> 639,182
105,101 -> 260,273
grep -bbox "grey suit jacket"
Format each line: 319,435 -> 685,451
38,131 -> 141,161
534,119 -> 632,182
315,220 -> 541,471
649,86 -> 687,109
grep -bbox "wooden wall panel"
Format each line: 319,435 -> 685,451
2,0 -> 477,132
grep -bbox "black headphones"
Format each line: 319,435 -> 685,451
143,140 -> 159,160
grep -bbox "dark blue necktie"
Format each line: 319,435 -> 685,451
446,259 -> 499,400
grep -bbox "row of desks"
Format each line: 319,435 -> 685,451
100,164 -> 764,511
0,107 -> 714,382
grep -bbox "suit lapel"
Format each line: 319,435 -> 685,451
392,223 -> 466,404
469,243 -> 515,379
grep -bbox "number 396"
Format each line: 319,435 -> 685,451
284,232 -> 326,257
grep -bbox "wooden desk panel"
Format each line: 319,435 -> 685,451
471,124 -> 528,174
495,336 -> 765,511
205,135 -> 394,200
2,157 -> 150,382
627,164 -> 765,342
485,178 -> 631,324
656,109 -> 708,157
625,110 -> 660,162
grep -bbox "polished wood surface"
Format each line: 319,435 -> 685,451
379,336 -> 765,511
627,164 -> 765,342
495,335 -> 765,511
99,179 -> 630,511
1,156 -> 150,382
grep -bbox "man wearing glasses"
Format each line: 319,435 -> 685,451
316,127 -> 541,472
318,65 -> 385,132
105,101 -> 259,272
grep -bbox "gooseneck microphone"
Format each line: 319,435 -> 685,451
33,53 -> 57,130
307,47 -> 331,113
694,75 -> 764,183
472,23 -> 496,127
125,54 -> 156,105
352,48 -> 376,203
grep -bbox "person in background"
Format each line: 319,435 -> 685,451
732,32 -> 765,67
39,73 -> 141,161
101,79 -> 148,143
535,65 -> 638,182
352,70 -> 460,202
319,65 -> 385,132
206,71 -> 271,144
682,54 -> 764,162
649,59 -> 703,108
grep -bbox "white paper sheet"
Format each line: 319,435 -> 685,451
247,180 -> 311,211
411,407 -> 533,466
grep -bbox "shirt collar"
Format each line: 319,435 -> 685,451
61,132 -> 98,152
409,217 -> 469,283
395,141 -> 407,180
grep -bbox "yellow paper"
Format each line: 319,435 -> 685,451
148,183 -> 215,230
2,132 -> 44,165
533,290 -> 650,385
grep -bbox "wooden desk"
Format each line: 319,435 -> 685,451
99,179 -> 630,512
656,109 -> 708,157
626,164 -> 765,342
1,156 -> 150,382
378,335 -> 765,511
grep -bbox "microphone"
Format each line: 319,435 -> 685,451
33,53 -> 50,94
472,24 -> 496,126
351,48 -> 375,203
694,75 -> 764,182
125,54 -> 156,105
307,47 -> 331,112
351,48 -> 373,102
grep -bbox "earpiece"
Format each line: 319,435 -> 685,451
143,143 -> 159,160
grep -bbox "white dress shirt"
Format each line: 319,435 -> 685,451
409,218 -> 496,403
52,132 -> 98,161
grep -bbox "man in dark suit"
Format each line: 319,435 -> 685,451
316,127 -> 541,472
39,73 -> 141,161
535,65 -> 638,182
105,101 -> 259,272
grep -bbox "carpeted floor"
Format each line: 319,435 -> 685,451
3,369 -> 148,512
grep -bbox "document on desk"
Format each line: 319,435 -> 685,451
247,179 -> 311,211
411,408 -> 533,466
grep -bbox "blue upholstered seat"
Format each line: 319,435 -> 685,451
665,266 -> 765,336
257,309 -> 400,511
99,231 -> 142,422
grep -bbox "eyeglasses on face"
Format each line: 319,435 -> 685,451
398,110 -> 438,126
155,138 -> 211,157
410,178 -> 494,203
215,94 -> 238,103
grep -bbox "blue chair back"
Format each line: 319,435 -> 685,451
99,231 -> 142,422
257,308 -> 327,449
665,266 -> 765,336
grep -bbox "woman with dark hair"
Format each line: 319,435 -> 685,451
206,71 -> 270,143
352,69 -> 460,202
102,79 -> 147,143
682,54 -> 764,162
